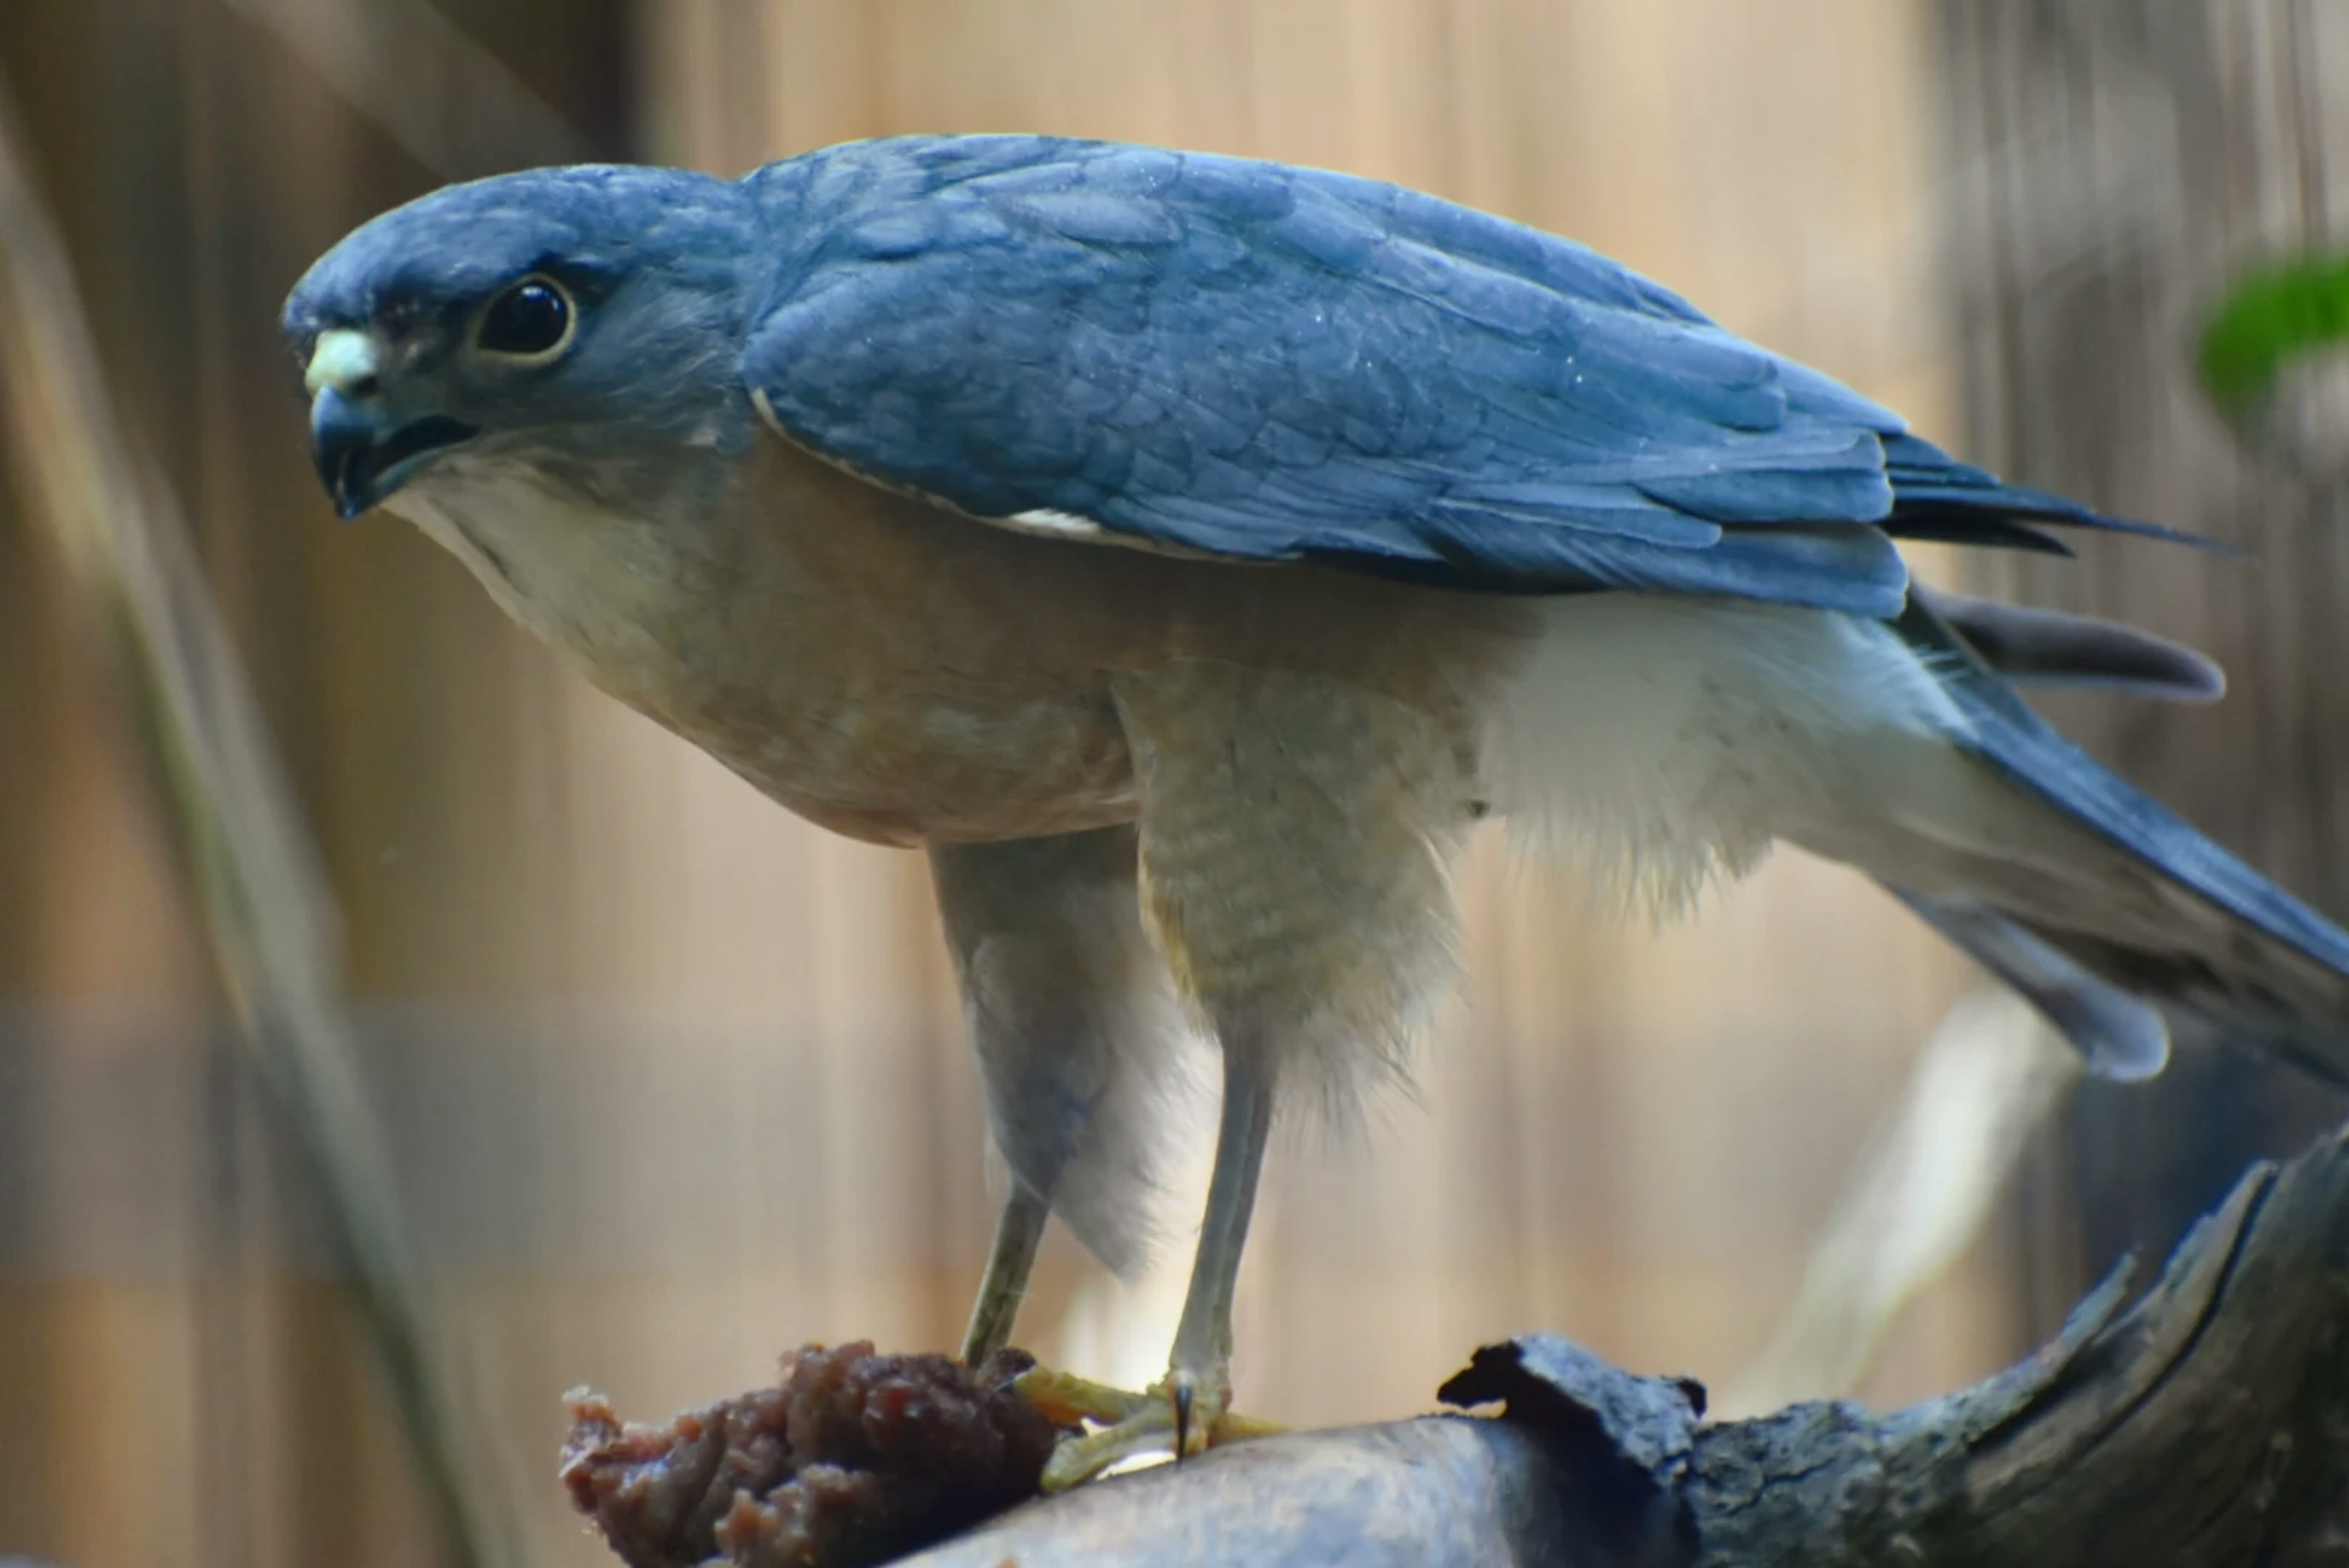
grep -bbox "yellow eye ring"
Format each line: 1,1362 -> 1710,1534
473,274 -> 576,362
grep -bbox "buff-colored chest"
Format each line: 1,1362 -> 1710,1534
392,432 -> 1529,846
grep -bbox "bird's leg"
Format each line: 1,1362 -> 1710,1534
928,827 -> 1181,1368
961,1179 -> 1050,1366
1019,665 -> 1474,1487
1030,1049 -> 1286,1489
1165,1051 -> 1272,1443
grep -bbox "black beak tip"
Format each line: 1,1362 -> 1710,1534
310,387 -> 379,520
307,395 -> 477,520
313,445 -> 375,520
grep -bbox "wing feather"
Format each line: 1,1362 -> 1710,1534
741,136 -> 2202,616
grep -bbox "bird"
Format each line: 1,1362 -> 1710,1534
284,133 -> 2349,1484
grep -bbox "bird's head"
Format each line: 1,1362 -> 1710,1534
283,166 -> 762,518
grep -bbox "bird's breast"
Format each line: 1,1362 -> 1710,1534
392,449 -> 1144,846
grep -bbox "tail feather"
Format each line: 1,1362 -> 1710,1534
1493,589 -> 2349,1089
1898,599 -> 2349,980
1887,885 -> 2171,1080
1910,584 -> 2226,703
1806,598 -> 2349,1092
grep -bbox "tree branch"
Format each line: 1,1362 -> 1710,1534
587,1114 -> 2349,1566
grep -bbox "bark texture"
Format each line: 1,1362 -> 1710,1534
897,1119 -> 2349,1566
573,1115 -> 2349,1566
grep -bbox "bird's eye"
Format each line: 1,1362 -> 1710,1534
475,276 -> 574,360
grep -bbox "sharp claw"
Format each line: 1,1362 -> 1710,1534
1018,1363 -> 1282,1490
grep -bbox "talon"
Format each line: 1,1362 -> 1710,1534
1011,1363 -> 1282,1490
1012,1364 -> 1154,1429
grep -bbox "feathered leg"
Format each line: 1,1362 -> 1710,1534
1033,659 -> 1477,1486
928,826 -> 1186,1364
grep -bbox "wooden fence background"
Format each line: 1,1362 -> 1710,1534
1,4 -> 2338,1565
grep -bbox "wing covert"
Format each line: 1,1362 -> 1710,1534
738,137 -> 2162,617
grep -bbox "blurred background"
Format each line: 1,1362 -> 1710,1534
2,2 -> 2347,1565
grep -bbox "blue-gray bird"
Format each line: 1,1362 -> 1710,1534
284,134 -> 2349,1482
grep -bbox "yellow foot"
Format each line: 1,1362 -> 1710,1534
1014,1366 -> 1285,1491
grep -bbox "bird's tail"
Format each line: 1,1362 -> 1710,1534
1796,599 -> 2349,1092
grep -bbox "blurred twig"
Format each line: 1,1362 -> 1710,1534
1718,989 -> 2080,1416
0,83 -> 517,1568
225,0 -> 585,180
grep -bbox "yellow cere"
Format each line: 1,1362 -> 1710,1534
304,328 -> 379,396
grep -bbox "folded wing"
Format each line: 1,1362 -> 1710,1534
743,136 -> 2191,619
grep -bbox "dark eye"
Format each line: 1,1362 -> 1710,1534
476,276 -> 574,358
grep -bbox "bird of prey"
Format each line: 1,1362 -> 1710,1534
285,134 -> 2349,1484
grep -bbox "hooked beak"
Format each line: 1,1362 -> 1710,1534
304,330 -> 477,517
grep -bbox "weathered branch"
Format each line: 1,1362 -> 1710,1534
611,1114 -> 2349,1567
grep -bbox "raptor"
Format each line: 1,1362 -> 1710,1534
286,134 -> 2349,1484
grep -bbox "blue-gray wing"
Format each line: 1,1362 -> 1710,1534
740,136 -> 2167,618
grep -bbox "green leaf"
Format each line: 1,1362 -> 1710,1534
2198,253 -> 2349,421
